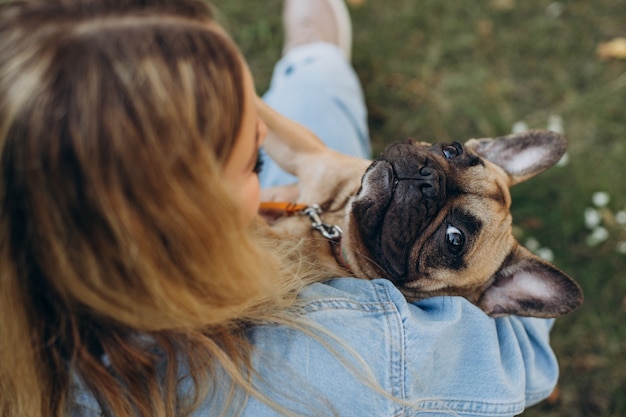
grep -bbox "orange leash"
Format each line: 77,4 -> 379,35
259,201 -> 350,270
258,201 -> 308,217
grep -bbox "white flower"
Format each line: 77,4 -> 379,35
584,207 -> 602,229
591,191 -> 610,207
546,2 -> 564,18
615,210 -> 626,225
536,247 -> 555,262
616,241 -> 626,255
525,237 -> 541,252
547,114 -> 564,134
586,226 -> 609,246
511,121 -> 528,134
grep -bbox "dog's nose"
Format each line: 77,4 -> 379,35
394,164 -> 442,200
414,166 -> 438,198
378,140 -> 445,200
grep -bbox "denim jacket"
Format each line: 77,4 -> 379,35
74,277 -> 557,417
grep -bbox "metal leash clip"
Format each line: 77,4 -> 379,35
302,204 -> 343,241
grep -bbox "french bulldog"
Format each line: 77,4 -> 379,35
258,100 -> 583,318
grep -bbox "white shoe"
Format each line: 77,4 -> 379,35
282,0 -> 352,60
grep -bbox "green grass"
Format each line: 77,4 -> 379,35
214,1 -> 626,415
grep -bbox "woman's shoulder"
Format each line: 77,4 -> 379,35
243,278 -> 500,416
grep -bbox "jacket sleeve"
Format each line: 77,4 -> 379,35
386,279 -> 558,416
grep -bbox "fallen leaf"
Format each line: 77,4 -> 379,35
489,0 -> 515,11
545,386 -> 561,405
476,19 -> 494,38
597,38 -> 626,60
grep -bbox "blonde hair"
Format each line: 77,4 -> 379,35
0,1 -> 328,416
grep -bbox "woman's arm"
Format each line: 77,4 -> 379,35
257,97 -> 367,204
402,291 -> 558,415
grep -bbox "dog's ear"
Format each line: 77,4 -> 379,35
477,245 -> 583,318
465,130 -> 567,186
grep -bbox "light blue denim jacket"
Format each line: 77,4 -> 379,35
72,278 -> 557,416
224,278 -> 556,416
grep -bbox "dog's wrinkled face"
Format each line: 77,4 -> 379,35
346,139 -> 515,301
338,131 -> 583,317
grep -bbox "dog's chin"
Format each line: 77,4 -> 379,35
352,160 -> 395,215
345,161 -> 396,275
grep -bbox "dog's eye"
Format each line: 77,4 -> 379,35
442,142 -> 462,159
445,225 -> 465,255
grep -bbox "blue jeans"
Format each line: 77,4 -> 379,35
259,42 -> 371,188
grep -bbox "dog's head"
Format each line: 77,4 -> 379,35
342,130 -> 583,317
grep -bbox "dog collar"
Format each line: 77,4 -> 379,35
330,238 -> 353,273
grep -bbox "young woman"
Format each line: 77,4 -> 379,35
0,1 -> 559,416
